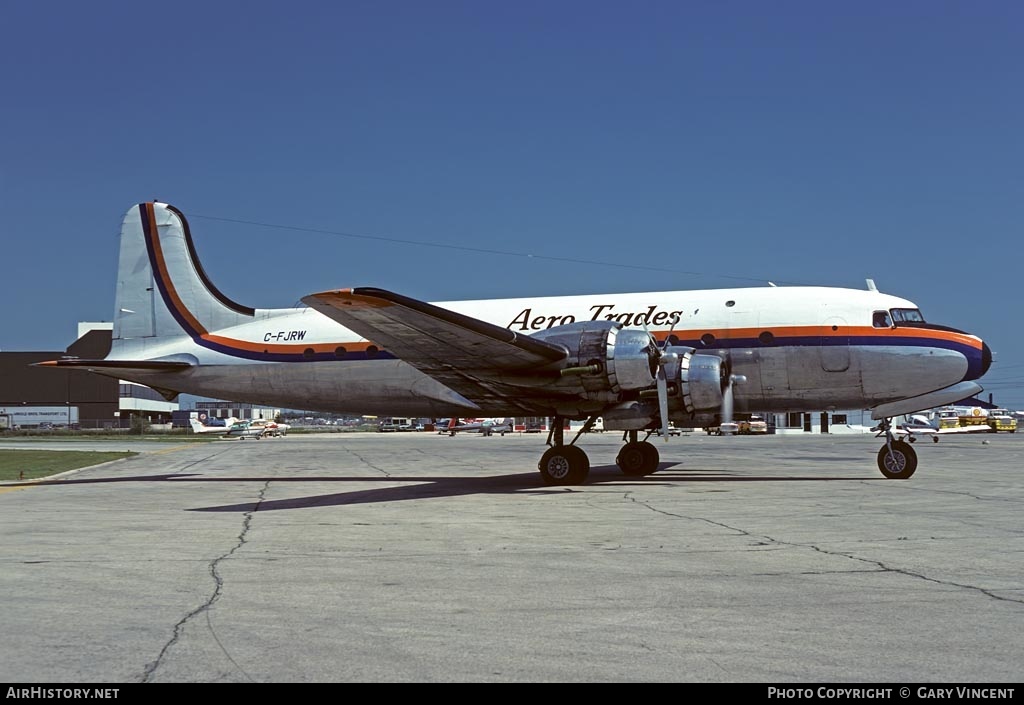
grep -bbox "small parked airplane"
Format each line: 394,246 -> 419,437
40,202 -> 991,484
188,414 -> 237,435
444,418 -> 515,436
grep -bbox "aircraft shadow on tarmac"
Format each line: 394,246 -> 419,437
2,463 -> 882,512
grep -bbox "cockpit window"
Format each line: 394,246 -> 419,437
890,308 -> 925,324
872,310 -> 892,328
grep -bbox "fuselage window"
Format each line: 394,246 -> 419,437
872,311 -> 892,328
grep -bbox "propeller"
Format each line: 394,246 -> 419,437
718,353 -> 746,435
655,350 -> 674,441
643,324 -> 676,441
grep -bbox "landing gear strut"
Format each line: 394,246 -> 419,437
876,417 -> 918,479
616,430 -> 660,476
537,416 -> 590,485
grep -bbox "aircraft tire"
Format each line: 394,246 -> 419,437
639,441 -> 660,474
617,441 -> 660,476
877,441 -> 917,479
539,445 -> 590,485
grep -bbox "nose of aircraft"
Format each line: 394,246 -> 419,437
967,340 -> 993,381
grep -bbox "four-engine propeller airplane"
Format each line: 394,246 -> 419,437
41,202 -> 991,484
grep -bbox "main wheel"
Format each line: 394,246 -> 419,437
877,441 -> 918,479
638,441 -> 660,474
538,445 -> 590,485
616,441 -> 660,476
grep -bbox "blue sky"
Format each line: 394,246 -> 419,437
2,1 -> 1022,406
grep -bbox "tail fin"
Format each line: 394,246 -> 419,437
113,203 -> 254,352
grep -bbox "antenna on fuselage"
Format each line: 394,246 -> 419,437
865,278 -> 878,292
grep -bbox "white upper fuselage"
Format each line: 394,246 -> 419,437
113,285 -> 917,363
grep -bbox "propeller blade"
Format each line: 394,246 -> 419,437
722,379 -> 734,430
657,366 -> 669,441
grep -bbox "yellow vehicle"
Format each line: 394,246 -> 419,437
986,409 -> 1017,433
957,406 -> 990,428
936,408 -> 960,430
738,415 -> 769,434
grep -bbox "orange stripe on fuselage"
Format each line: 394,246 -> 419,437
653,325 -> 981,349
201,334 -> 382,355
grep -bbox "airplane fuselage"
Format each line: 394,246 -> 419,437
110,286 -> 986,420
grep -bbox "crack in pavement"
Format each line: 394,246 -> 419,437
858,480 -> 1024,504
624,493 -> 1024,606
341,445 -> 392,478
141,480 -> 270,683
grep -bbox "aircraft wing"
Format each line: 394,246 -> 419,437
303,287 -> 570,410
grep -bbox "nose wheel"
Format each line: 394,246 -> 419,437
875,418 -> 918,479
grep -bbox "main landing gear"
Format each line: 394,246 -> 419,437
875,418 -> 918,479
615,430 -> 660,476
538,417 -> 590,485
538,417 -> 661,485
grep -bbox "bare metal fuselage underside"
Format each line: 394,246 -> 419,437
117,341 -> 967,421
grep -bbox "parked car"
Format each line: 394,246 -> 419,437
739,415 -> 768,434
225,422 -> 264,440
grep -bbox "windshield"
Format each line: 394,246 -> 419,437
890,308 -> 925,323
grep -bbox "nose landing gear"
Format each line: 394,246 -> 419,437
875,418 -> 918,479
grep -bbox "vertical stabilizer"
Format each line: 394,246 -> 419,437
113,202 -> 254,349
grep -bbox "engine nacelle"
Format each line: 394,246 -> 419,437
527,325 -> 726,420
672,348 -> 725,413
533,321 -> 658,400
605,348 -> 726,430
